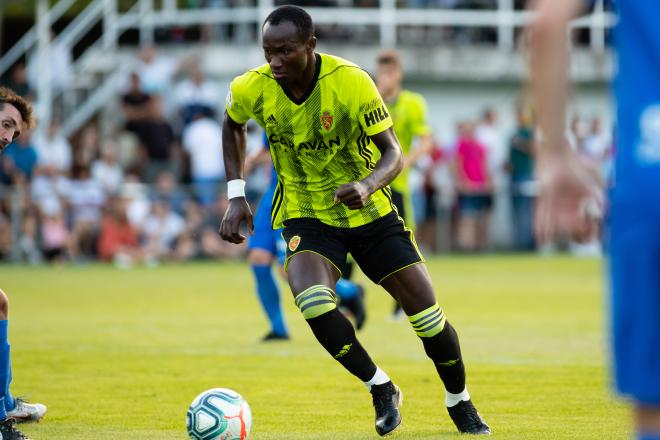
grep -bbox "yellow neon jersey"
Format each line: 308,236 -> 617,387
227,53 -> 396,228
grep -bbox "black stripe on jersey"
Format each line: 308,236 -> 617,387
317,63 -> 366,82
380,187 -> 398,214
357,128 -> 376,171
271,181 -> 284,226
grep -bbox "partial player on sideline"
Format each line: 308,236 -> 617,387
0,86 -> 48,440
219,6 -> 489,436
528,2 -> 660,440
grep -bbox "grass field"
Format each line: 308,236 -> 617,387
0,255 -> 629,439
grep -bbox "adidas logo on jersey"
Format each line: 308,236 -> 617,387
266,114 -> 277,124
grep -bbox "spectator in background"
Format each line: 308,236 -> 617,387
0,214 -> 10,260
135,45 -> 179,96
582,116 -> 613,179
33,119 -> 72,175
40,200 -> 69,263
172,200 -> 205,261
66,165 -> 106,261
174,64 -> 221,126
150,170 -> 190,216
569,114 -> 587,152
125,96 -> 178,183
97,196 -> 142,267
91,140 -> 124,196
182,110 -> 224,207
475,107 -> 506,247
1,63 -> 32,100
0,131 -> 38,185
508,107 -> 536,251
27,31 -> 72,95
454,121 -> 491,252
142,198 -> 186,262
17,210 -> 41,265
122,72 -> 152,123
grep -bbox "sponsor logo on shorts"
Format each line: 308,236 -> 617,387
288,235 -> 301,252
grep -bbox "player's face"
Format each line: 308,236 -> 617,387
376,63 -> 402,96
0,104 -> 23,153
262,21 -> 315,86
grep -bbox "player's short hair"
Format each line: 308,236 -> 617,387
377,50 -> 401,67
264,5 -> 315,42
0,86 -> 35,130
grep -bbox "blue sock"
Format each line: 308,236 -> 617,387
335,278 -> 359,301
639,434 -> 660,440
0,320 -> 13,418
251,265 -> 288,336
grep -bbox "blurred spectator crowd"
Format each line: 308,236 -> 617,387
0,44 -> 613,266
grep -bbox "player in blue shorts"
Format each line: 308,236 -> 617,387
529,2 -> 660,439
247,133 -> 367,341
0,87 -> 48,439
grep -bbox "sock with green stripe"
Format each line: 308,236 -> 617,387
409,304 -> 466,394
296,285 -> 378,382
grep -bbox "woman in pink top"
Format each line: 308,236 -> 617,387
454,122 -> 492,251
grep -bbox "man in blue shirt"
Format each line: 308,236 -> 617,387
529,2 -> 660,439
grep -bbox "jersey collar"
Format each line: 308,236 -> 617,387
280,53 -> 322,106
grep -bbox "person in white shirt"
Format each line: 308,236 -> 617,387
182,111 -> 224,207
174,66 -> 221,126
33,119 -> 72,174
91,141 -> 124,196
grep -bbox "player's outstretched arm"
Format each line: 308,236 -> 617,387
528,0 -> 602,243
219,112 -> 254,244
334,127 -> 403,210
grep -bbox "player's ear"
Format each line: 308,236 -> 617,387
307,36 -> 317,52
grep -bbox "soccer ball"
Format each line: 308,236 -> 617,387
186,388 -> 252,440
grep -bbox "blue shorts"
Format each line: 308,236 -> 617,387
248,184 -> 285,266
609,203 -> 660,404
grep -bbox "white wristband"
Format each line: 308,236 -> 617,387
227,179 -> 246,199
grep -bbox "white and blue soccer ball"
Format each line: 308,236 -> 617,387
186,388 -> 252,440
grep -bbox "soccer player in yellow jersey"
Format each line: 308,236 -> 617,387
375,50 -> 434,319
220,6 -> 490,436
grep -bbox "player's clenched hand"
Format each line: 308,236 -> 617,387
219,198 -> 254,244
534,153 -> 603,244
334,182 -> 372,210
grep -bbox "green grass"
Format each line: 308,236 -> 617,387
0,256 -> 630,439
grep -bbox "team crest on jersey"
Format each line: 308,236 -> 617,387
288,235 -> 301,252
321,111 -> 334,131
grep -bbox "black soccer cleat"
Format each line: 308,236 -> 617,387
447,399 -> 491,435
260,331 -> 290,342
370,381 -> 403,436
0,418 -> 30,439
342,284 -> 367,331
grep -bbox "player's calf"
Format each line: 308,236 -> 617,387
409,304 -> 490,435
295,285 -> 402,436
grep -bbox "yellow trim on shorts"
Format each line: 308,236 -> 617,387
377,260 -> 425,285
283,250 -> 343,277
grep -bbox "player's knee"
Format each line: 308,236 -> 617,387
408,303 -> 446,338
248,248 -> 273,266
294,285 -> 338,320
0,289 -> 8,319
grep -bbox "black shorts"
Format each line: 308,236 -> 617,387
282,211 -> 425,284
